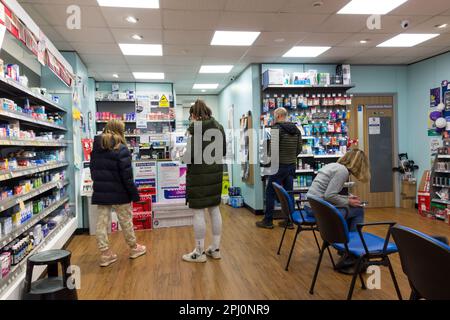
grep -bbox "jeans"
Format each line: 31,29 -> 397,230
264,164 -> 296,223
339,207 -> 365,232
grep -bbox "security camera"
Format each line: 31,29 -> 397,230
230,76 -> 236,82
401,20 -> 410,29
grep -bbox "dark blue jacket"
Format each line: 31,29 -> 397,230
90,135 -> 140,205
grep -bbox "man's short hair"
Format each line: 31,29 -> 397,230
274,107 -> 287,118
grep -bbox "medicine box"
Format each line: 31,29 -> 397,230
263,69 -> 284,87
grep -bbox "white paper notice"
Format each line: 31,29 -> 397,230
368,117 -> 381,135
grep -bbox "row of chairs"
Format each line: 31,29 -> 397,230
272,182 -> 450,300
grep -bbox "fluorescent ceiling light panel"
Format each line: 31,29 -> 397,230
283,46 -> 331,58
133,72 -> 165,80
337,0 -> 408,15
193,84 -> 219,90
119,43 -> 162,56
211,31 -> 260,46
377,33 -> 439,47
199,65 -> 234,74
97,0 -> 159,8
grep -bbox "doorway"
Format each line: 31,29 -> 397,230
349,96 -> 397,208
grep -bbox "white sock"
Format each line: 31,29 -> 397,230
193,209 -> 206,254
208,206 -> 222,250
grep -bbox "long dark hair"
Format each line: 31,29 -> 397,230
189,99 -> 212,121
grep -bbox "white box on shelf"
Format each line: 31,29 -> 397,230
153,215 -> 193,229
262,69 -> 284,86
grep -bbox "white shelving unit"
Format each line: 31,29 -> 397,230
0,68 -> 73,299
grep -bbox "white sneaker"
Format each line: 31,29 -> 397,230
182,250 -> 207,263
206,247 -> 221,260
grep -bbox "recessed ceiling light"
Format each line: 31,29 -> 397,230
126,16 -> 138,24
193,84 -> 219,90
337,0 -> 408,15
360,39 -> 369,44
201,90 -> 206,93
97,0 -> 159,9
283,46 -> 331,58
131,34 -> 143,40
274,38 -> 285,43
133,72 -> 165,80
312,1 -> 323,7
119,43 -> 163,56
199,65 -> 234,74
435,23 -> 448,29
211,31 -> 261,46
113,73 -> 119,78
377,33 -> 439,47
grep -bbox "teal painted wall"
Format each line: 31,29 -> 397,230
41,52 -> 96,228
218,65 -> 264,211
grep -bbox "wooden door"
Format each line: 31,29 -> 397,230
350,96 -> 396,208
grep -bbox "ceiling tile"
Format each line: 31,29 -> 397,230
417,33 -> 450,47
216,12 -> 273,31
164,45 -> 208,56
253,32 -> 308,47
390,0 -> 450,16
80,54 -> 127,65
245,46 -> 288,58
164,56 -> 203,66
225,0 -> 289,13
100,7 -> 162,29
40,25 -> 66,42
54,26 -> 115,43
30,4 -> 107,27
281,0 -> 349,14
161,0 -> 227,10
391,46 -> 449,57
163,30 -> 213,45
110,28 -> 162,44
315,15 -> 367,33
70,42 -> 122,55
163,10 -> 220,30
205,46 -> 249,59
124,56 -> 164,65
337,33 -> 394,47
270,13 -> 332,32
19,3 -> 50,26
298,33 -> 352,46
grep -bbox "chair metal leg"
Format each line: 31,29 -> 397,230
285,226 -> 301,271
277,225 -> 289,255
312,229 -> 321,253
386,257 -> 403,300
359,273 -> 366,290
347,257 -> 363,300
326,247 -> 336,269
309,242 -> 327,295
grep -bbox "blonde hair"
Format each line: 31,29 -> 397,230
338,148 -> 371,182
274,107 -> 287,119
101,119 -> 126,150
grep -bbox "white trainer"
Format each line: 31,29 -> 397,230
206,247 -> 221,260
182,250 -> 207,263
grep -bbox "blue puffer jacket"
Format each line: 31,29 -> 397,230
90,135 -> 140,205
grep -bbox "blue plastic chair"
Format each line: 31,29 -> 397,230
272,183 -> 335,271
307,195 -> 402,300
391,225 -> 450,300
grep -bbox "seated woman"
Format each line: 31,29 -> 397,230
306,148 -> 370,273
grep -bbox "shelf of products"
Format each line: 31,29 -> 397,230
0,76 -> 66,113
437,155 -> 450,159
0,178 -> 68,212
96,99 -> 136,103
0,162 -> 68,182
0,210 -> 73,293
263,84 -> 355,91
0,196 -> 69,249
0,109 -> 66,131
0,138 -> 67,147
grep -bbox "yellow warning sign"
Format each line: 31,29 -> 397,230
159,95 -> 169,107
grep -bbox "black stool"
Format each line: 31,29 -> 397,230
23,249 -> 78,300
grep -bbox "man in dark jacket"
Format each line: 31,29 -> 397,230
256,107 -> 302,229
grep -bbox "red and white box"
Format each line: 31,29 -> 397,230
418,192 -> 431,217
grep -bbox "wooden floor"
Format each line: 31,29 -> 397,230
67,205 -> 450,300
